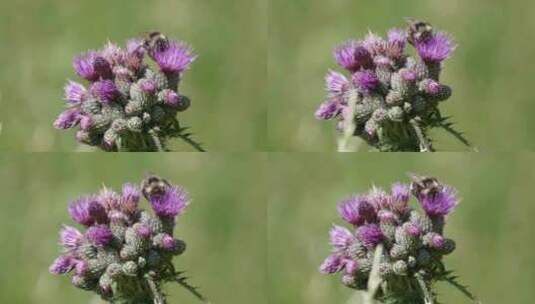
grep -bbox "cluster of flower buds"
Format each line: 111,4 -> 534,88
54,32 -> 197,151
315,19 -> 459,151
49,175 -> 194,303
320,174 -> 460,301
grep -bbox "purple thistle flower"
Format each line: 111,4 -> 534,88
98,187 -> 122,211
377,210 -> 397,224
315,98 -> 341,120
148,185 -> 190,218
49,255 -> 75,274
85,225 -> 113,247
74,260 -> 89,276
352,70 -> 380,94
160,234 -> 177,251
329,225 -> 354,250
390,183 -> 410,214
333,40 -> 372,72
59,225 -> 83,251
367,187 -> 391,209
93,56 -> 113,79
337,195 -> 376,226
415,32 -> 456,63
404,222 -> 421,237
362,32 -> 386,56
120,183 -> 140,214
430,233 -> 445,249
161,89 -> 180,107
101,42 -> 126,66
53,108 -> 81,129
418,186 -> 459,216
400,69 -> 417,82
422,79 -> 441,95
139,79 -> 157,93
356,224 -> 384,248
319,254 -> 342,274
325,70 -> 349,96
342,258 -> 358,274
64,81 -> 87,104
68,196 -> 102,226
79,115 -> 93,131
153,41 -> 196,74
134,223 -> 152,239
90,80 -> 118,103
73,51 -> 99,81
386,28 -> 407,59
374,55 -> 393,67
127,38 -> 145,58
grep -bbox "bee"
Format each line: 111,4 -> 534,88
405,18 -> 433,45
143,31 -> 169,55
142,174 -> 171,200
409,173 -> 442,198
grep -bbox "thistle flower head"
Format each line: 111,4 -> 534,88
337,195 -> 376,226
356,223 -> 383,247
329,225 -> 354,250
417,185 -> 459,216
152,41 -> 197,74
55,33 -> 201,152
90,80 -> 118,103
333,40 -> 372,72
415,32 -> 456,63
325,70 -> 349,96
53,108 -> 81,130
147,185 -> 190,218
315,99 -> 342,120
85,225 -> 113,246
73,51 -> 99,81
320,174 -> 468,302
50,175 -> 199,302
352,70 -> 380,94
49,255 -> 76,274
64,81 -> 87,104
316,19 -> 468,152
59,225 -> 83,251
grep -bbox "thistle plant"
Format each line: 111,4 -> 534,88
54,33 -> 205,152
319,174 -> 478,304
315,19 -> 471,152
49,175 -> 207,304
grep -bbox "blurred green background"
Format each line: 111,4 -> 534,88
268,0 -> 535,151
0,0 -> 267,151
269,153 -> 535,303
0,153 -> 267,303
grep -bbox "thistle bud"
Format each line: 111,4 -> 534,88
393,260 -> 408,276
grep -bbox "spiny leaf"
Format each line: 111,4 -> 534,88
171,271 -> 209,303
428,112 -> 473,149
436,270 -> 480,303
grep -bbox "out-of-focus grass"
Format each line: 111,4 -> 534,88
268,153 -> 535,303
0,0 -> 267,151
268,0 -> 535,151
0,153 -> 267,303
